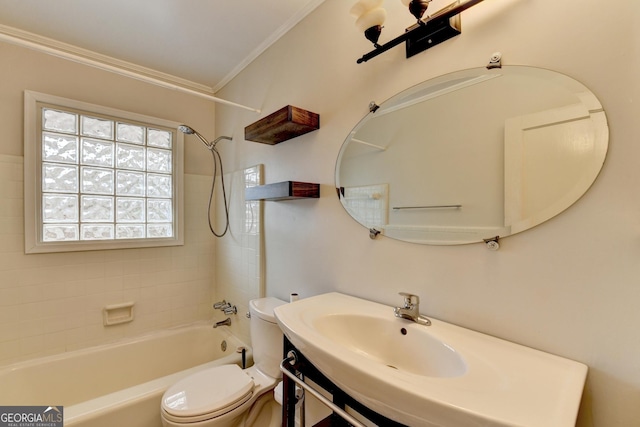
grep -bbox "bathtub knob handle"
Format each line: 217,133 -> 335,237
213,300 -> 227,309
223,305 -> 237,315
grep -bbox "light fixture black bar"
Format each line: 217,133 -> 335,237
357,0 -> 486,64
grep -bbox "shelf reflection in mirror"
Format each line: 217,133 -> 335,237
335,66 -> 609,245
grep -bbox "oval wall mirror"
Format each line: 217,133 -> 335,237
335,66 -> 608,245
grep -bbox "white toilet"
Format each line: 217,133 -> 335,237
161,297 -> 287,427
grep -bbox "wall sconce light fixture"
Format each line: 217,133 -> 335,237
352,0 -> 486,64
350,0 -> 388,47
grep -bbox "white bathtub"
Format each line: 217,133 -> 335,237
0,322 -> 251,427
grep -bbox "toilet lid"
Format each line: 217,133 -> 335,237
162,365 -> 254,419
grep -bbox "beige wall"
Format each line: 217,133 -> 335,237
215,0 -> 640,425
0,41 -> 220,364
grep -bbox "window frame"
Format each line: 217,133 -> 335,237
24,90 -> 184,253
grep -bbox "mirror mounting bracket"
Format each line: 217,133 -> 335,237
487,51 -> 502,69
483,236 -> 500,251
369,228 -> 381,239
369,102 -> 380,113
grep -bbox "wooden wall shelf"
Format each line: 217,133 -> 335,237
245,181 -> 319,201
244,105 -> 319,145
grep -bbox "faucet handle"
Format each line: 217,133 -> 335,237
399,292 -> 419,307
223,305 -> 237,315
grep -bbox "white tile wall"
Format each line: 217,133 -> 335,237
0,154 -> 217,366
215,165 -> 263,344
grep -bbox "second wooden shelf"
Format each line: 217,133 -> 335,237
245,181 -> 319,201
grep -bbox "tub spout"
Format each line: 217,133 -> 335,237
213,318 -> 231,328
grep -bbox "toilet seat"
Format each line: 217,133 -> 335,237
162,365 -> 254,423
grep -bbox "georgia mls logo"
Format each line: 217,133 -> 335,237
0,406 -> 63,427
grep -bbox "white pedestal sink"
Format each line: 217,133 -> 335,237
274,292 -> 587,427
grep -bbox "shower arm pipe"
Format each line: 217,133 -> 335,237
0,28 -> 261,114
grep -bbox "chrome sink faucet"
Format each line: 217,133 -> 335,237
394,292 -> 431,326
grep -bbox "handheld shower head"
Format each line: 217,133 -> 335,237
178,125 -> 232,149
178,124 -> 212,148
177,124 -> 233,238
178,125 -> 196,135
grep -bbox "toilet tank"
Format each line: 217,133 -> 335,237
249,297 -> 287,379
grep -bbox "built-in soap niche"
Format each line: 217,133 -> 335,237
103,302 -> 135,326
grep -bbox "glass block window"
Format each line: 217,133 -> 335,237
24,91 -> 184,253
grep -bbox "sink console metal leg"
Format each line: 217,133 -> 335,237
281,337 -> 408,427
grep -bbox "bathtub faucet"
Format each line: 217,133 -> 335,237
223,305 -> 237,315
213,318 -> 231,328
213,300 -> 237,315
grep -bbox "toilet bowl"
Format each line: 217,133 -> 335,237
161,297 -> 286,427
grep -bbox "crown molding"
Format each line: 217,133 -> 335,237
0,23 -> 215,95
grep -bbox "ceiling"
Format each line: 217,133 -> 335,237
0,0 -> 325,92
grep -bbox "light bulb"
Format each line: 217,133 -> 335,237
400,0 -> 432,21
355,7 -> 387,32
350,0 -> 384,18
351,0 -> 386,47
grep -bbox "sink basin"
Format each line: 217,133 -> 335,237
314,313 -> 466,378
274,292 -> 587,427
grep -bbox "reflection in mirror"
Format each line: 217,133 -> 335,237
336,66 -> 608,245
